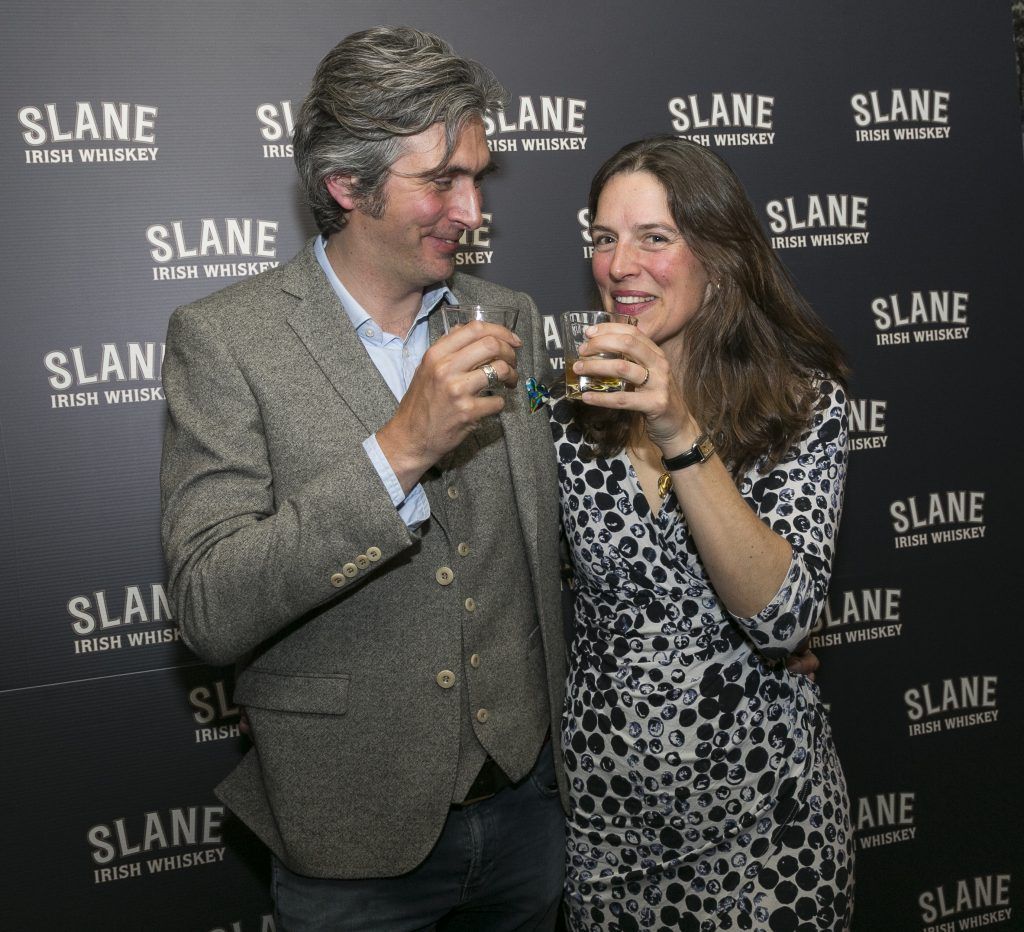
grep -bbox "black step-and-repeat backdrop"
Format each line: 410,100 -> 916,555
2,2 -> 1022,929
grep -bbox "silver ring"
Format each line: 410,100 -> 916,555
638,366 -> 651,388
481,362 -> 500,392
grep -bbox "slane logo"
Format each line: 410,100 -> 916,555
849,398 -> 888,452
543,313 -> 564,376
45,342 -> 164,409
851,88 -> 951,143
190,677 -> 242,745
872,290 -> 969,347
856,790 -> 916,850
146,218 -> 280,281
484,96 -> 587,153
578,207 -> 593,259
456,212 -> 493,266
668,92 -> 776,146
258,101 -> 295,158
919,873 -> 1011,930
890,490 -> 985,549
904,675 -> 998,737
766,194 -> 869,249
810,586 -> 902,649
89,806 -> 226,884
19,101 -> 158,164
68,582 -> 180,655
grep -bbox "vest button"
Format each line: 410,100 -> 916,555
330,572 -> 345,588
366,546 -> 382,561
476,708 -> 489,723
464,597 -> 476,611
436,567 -> 454,586
342,562 -> 358,578
457,542 -> 470,557
436,670 -> 456,689
447,486 -> 459,500
469,653 -> 481,668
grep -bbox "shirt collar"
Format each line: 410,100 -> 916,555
314,235 -> 455,343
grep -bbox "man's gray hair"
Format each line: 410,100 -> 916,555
293,26 -> 506,235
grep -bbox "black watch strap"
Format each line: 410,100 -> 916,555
662,432 -> 715,471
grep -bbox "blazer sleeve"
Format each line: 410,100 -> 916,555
160,304 -> 416,667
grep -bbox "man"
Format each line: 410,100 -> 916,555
161,26 -> 565,930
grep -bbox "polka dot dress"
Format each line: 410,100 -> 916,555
550,379 -> 854,932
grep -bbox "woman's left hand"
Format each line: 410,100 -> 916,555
575,321 -> 795,623
575,322 -> 700,454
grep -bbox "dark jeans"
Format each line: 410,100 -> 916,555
272,742 -> 565,931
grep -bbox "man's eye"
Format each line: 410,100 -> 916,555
434,178 -> 454,191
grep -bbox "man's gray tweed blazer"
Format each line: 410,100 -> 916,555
160,240 -> 567,878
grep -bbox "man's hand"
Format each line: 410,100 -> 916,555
376,320 -> 521,492
786,639 -> 820,681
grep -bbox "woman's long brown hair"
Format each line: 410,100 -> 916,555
576,135 -> 849,476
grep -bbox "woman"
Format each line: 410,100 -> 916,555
550,136 -> 853,931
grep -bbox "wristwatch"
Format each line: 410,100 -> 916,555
662,432 -> 715,471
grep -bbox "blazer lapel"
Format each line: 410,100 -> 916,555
283,243 -> 398,435
427,301 -> 448,346
501,399 -> 543,571
447,281 -> 544,565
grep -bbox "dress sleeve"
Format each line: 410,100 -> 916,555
728,378 -> 849,658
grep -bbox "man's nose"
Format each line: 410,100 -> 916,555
450,182 -> 483,230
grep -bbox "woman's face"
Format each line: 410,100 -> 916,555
590,170 -> 711,359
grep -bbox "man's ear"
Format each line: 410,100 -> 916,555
325,175 -> 359,211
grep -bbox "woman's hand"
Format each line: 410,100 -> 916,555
575,320 -> 793,622
573,322 -> 700,455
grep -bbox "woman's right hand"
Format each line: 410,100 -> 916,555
573,321 -> 702,459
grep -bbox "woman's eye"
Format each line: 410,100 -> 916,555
593,234 -> 615,246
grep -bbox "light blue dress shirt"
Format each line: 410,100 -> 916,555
315,236 -> 454,529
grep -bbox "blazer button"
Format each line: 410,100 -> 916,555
447,486 -> 459,500
436,567 -> 454,586
355,554 -> 370,569
366,546 -> 382,561
457,542 -> 470,557
464,597 -> 476,612
330,572 -> 345,588
436,670 -> 456,689
476,708 -> 489,723
343,562 -> 358,578
469,653 -> 481,668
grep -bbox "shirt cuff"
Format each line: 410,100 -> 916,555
363,434 -> 430,529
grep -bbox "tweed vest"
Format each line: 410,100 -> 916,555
421,404 -> 550,800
